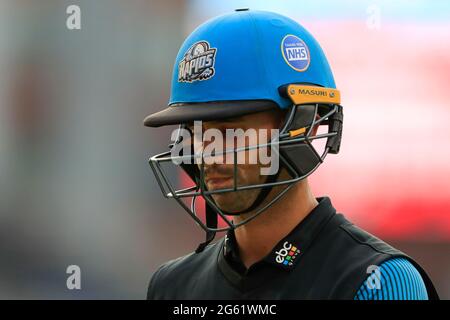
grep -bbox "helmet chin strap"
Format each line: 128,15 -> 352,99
195,204 -> 218,253
195,169 -> 282,253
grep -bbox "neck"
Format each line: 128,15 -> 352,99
233,177 -> 318,269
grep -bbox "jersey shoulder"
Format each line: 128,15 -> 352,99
354,257 -> 429,300
146,239 -> 223,299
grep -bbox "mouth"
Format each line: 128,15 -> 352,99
205,176 -> 234,190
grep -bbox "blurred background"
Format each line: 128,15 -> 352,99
0,0 -> 448,299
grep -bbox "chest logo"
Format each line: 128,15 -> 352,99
275,241 -> 301,266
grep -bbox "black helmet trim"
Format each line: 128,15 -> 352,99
143,100 -> 278,127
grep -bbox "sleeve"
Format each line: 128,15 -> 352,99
354,257 -> 429,300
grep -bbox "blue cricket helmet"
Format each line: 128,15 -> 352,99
144,9 -> 336,127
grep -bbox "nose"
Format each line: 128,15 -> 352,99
198,141 -> 229,165
193,128 -> 231,165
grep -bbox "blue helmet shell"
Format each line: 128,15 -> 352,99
169,10 -> 336,110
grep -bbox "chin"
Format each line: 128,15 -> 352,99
211,194 -> 252,213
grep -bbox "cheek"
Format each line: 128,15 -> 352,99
238,164 -> 265,184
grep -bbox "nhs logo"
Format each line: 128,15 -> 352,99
286,47 -> 308,61
281,35 -> 310,72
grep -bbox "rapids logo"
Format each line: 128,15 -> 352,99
178,41 -> 217,83
275,241 -> 301,266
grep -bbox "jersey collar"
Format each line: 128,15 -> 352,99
217,196 -> 337,291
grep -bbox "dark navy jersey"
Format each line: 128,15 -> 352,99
147,197 -> 439,300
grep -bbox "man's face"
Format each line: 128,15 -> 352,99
189,109 -> 284,213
